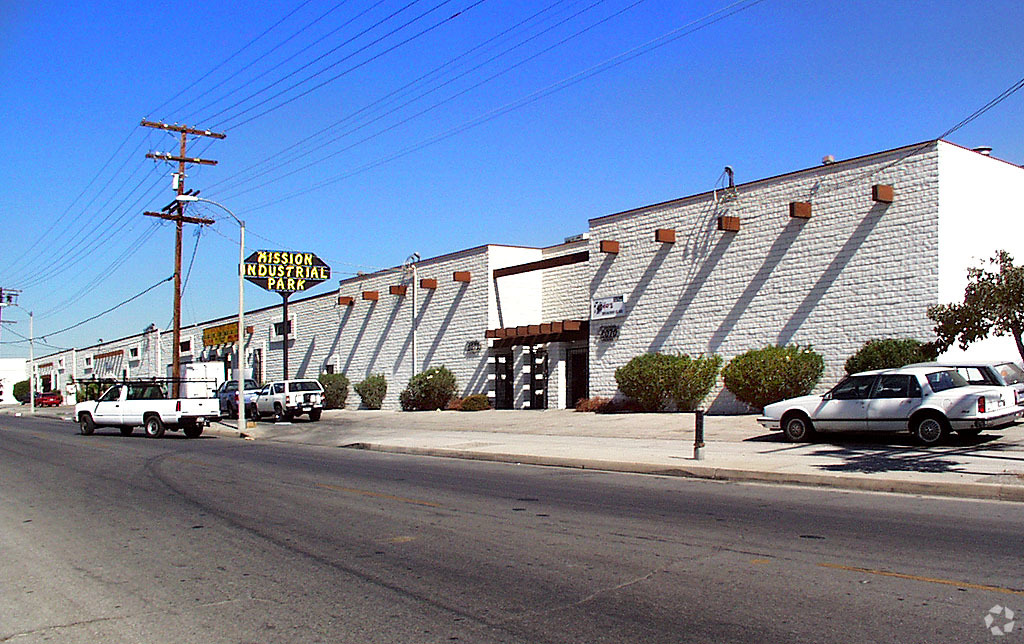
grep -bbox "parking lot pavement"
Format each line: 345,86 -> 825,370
9,405 -> 1024,501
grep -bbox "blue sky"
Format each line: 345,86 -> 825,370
1,0 -> 1022,358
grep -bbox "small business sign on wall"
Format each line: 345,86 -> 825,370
591,295 -> 625,320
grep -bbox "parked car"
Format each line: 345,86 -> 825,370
35,391 -> 63,407
757,366 -> 1023,445
214,378 -> 261,418
74,381 -> 220,438
251,379 -> 325,422
908,361 -> 1024,407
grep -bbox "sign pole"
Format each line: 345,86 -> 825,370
281,292 -> 290,379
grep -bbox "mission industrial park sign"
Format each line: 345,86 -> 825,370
243,250 -> 331,293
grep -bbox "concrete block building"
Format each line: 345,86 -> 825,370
34,140 -> 1024,412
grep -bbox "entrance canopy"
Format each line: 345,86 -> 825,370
485,320 -> 588,347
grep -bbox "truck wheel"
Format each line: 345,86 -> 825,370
120,426 -> 134,437
144,415 -> 166,439
308,409 -> 322,422
79,414 -> 95,436
273,404 -> 291,423
183,424 -> 203,439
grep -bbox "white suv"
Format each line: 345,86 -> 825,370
251,379 -> 325,422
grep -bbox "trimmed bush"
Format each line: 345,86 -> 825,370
13,380 -> 29,403
673,354 -> 723,411
400,366 -> 457,411
318,373 -> 350,409
353,374 -> 387,409
614,353 -> 680,411
844,338 -> 937,374
722,345 -> 824,411
74,381 -> 109,403
614,353 -> 722,411
458,394 -> 490,411
575,396 -> 611,413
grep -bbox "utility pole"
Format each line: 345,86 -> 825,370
141,120 -> 225,396
0,288 -> 21,358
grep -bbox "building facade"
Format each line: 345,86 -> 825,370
34,140 -> 1024,412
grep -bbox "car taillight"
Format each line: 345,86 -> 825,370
176,400 -> 182,412
286,395 -> 291,404
978,396 -> 986,414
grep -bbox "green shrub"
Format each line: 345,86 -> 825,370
353,374 -> 387,409
575,396 -> 611,412
844,338 -> 937,374
614,353 -> 722,411
673,354 -> 723,411
614,353 -> 679,411
722,345 -> 824,411
458,393 -> 490,411
400,366 -> 457,411
13,380 -> 29,403
74,381 -> 108,403
318,373 -> 350,409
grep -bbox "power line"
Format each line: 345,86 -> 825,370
149,0 -> 318,120
243,0 -> 767,210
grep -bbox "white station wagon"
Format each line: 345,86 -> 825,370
757,366 -> 1023,445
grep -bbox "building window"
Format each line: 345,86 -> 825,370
273,320 -> 293,336
85,357 -> 92,367
324,364 -> 335,374
129,347 -> 139,359
180,340 -> 191,353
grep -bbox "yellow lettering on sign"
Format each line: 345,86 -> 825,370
304,253 -> 313,265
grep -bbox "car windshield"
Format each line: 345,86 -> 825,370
995,362 -> 1024,385
222,379 -> 259,391
926,370 -> 968,392
290,381 -> 322,392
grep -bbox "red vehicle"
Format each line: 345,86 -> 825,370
35,391 -> 63,407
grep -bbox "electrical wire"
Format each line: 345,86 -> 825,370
242,0 -> 767,210
205,0 -> 588,195
221,0 -> 488,130
149,0 -> 318,120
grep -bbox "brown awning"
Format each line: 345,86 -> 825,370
485,319 -> 588,347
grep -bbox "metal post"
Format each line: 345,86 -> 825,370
237,220 -> 246,433
693,408 -> 705,460
281,293 -> 290,379
28,311 -> 34,415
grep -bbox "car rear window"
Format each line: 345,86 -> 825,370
996,362 -> 1024,385
926,370 -> 967,392
289,381 -> 322,392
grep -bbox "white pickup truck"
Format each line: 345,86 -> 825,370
75,381 -> 221,439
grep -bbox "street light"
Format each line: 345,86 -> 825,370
176,194 -> 247,434
3,298 -> 34,414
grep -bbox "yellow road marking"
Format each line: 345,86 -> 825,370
316,483 -> 440,508
818,562 -> 1024,596
750,558 -> 772,565
388,536 -> 417,544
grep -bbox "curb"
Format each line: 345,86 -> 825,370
341,442 -> 1024,503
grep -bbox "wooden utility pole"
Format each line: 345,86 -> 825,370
141,120 -> 225,396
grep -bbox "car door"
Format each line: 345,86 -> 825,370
813,376 -> 875,431
866,374 -> 921,431
91,385 -> 124,425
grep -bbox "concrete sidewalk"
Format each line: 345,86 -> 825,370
9,405 -> 1024,501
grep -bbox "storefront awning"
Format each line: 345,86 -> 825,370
485,320 -> 588,347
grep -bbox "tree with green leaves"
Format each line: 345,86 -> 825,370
927,251 -> 1024,362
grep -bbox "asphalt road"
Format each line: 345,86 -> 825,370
2,415 -> 1022,643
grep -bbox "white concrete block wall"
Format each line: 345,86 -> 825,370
489,245 -> 543,328
937,142 -> 1024,362
588,143 -> 942,413
541,240 -> 590,321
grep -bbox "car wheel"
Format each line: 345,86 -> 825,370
782,413 -> 814,442
183,423 -> 203,439
79,414 -> 95,436
308,409 -> 322,422
248,403 -> 259,420
957,427 -> 982,439
913,415 -> 947,446
120,426 -> 134,437
144,415 -> 166,439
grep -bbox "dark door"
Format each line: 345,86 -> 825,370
529,347 -> 548,409
493,351 -> 514,409
565,346 -> 589,408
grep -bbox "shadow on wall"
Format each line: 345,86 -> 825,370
323,306 -> 353,373
343,301 -> 377,376
366,297 -> 404,374
775,202 -> 889,345
422,283 -> 468,367
395,288 -> 435,372
295,337 -> 317,378
707,217 -> 808,353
